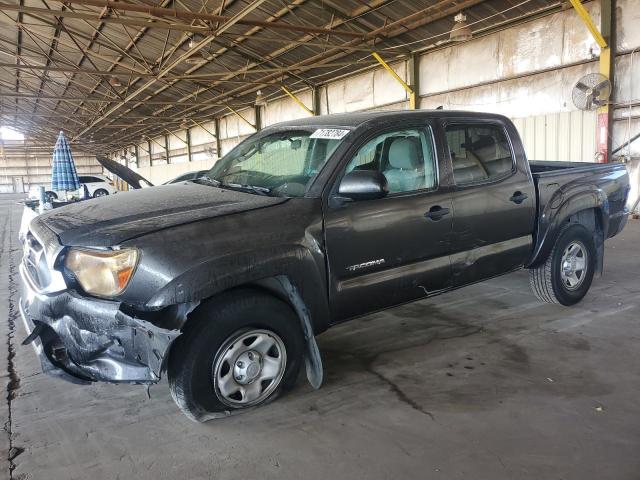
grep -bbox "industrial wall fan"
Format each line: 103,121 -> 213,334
572,73 -> 611,110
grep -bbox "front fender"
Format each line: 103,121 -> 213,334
145,244 -> 331,334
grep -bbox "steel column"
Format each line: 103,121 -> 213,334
186,127 -> 192,162
569,0 -> 612,162
214,118 -> 222,160
254,105 -> 262,131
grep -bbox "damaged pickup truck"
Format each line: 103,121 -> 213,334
19,111 -> 630,421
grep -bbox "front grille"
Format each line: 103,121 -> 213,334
23,232 -> 52,290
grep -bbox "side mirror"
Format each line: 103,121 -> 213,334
337,170 -> 388,201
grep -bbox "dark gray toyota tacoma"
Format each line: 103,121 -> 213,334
19,111 -> 630,421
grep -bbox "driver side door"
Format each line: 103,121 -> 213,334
324,123 -> 453,322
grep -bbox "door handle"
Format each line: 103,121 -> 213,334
425,205 -> 450,221
509,191 -> 528,204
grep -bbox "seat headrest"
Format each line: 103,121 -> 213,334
388,138 -> 420,169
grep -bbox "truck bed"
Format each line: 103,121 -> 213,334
529,160 -> 629,243
529,160 -> 622,176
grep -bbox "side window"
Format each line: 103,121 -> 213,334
345,128 -> 437,194
81,176 -> 101,183
78,176 -> 88,183
445,124 -> 514,185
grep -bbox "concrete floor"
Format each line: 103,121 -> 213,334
1,193 -> 639,480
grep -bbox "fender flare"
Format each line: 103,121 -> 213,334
528,188 -> 607,268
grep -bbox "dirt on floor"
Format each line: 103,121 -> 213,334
1,193 -> 639,480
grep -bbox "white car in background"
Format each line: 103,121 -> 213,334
29,174 -> 118,201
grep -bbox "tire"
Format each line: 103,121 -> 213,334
45,191 -> 57,202
93,188 -> 109,197
167,289 -> 304,422
529,223 -> 596,306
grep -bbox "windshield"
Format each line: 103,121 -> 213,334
206,128 -> 348,197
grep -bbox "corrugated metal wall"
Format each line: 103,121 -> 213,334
0,141 -> 103,193
512,111 -> 597,161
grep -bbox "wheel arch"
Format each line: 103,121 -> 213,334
168,277 -> 325,390
528,188 -> 608,272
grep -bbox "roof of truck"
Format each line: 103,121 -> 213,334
274,110 -> 510,129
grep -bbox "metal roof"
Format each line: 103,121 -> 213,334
0,0 -> 560,152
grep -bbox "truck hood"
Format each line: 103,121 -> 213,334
36,182 -> 287,247
96,155 -> 154,189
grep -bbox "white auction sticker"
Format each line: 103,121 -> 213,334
309,128 -> 350,140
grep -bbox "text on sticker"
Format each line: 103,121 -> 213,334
309,129 -> 350,140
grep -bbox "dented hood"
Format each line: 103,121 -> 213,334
37,182 -> 287,247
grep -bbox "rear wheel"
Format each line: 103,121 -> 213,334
93,188 -> 109,197
529,223 -> 596,306
168,290 -> 304,422
45,191 -> 57,202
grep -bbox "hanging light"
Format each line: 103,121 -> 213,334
450,13 -> 472,42
108,75 -> 123,87
184,36 -> 206,64
255,90 -> 267,106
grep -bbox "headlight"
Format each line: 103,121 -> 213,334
65,248 -> 139,297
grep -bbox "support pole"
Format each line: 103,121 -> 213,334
599,0 -> 615,162
254,105 -> 262,131
164,134 -> 170,164
569,0 -> 613,162
372,51 -> 416,110
312,87 -> 321,116
281,86 -> 314,115
568,0 -> 607,48
407,53 -> 419,110
186,127 -> 192,162
214,118 -> 222,160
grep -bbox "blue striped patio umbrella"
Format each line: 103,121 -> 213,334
51,130 -> 80,194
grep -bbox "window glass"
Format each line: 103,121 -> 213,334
345,128 -> 436,194
80,176 -> 101,183
445,124 -> 514,185
208,130 -> 344,197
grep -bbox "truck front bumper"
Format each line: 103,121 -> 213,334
19,265 -> 180,384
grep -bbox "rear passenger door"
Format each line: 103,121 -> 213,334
443,120 -> 535,286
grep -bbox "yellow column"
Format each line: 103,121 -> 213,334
371,52 -> 416,110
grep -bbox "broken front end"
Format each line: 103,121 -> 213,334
18,215 -> 184,384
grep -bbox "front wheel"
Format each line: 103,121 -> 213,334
529,223 -> 596,306
168,290 -> 304,422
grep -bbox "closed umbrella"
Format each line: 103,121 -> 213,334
51,130 -> 80,199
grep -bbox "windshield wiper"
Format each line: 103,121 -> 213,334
193,175 -> 222,187
195,175 -> 274,196
224,182 -> 273,196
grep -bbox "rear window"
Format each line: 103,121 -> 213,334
445,124 -> 514,185
79,176 -> 103,183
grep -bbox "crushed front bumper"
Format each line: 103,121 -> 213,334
19,267 -> 180,384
